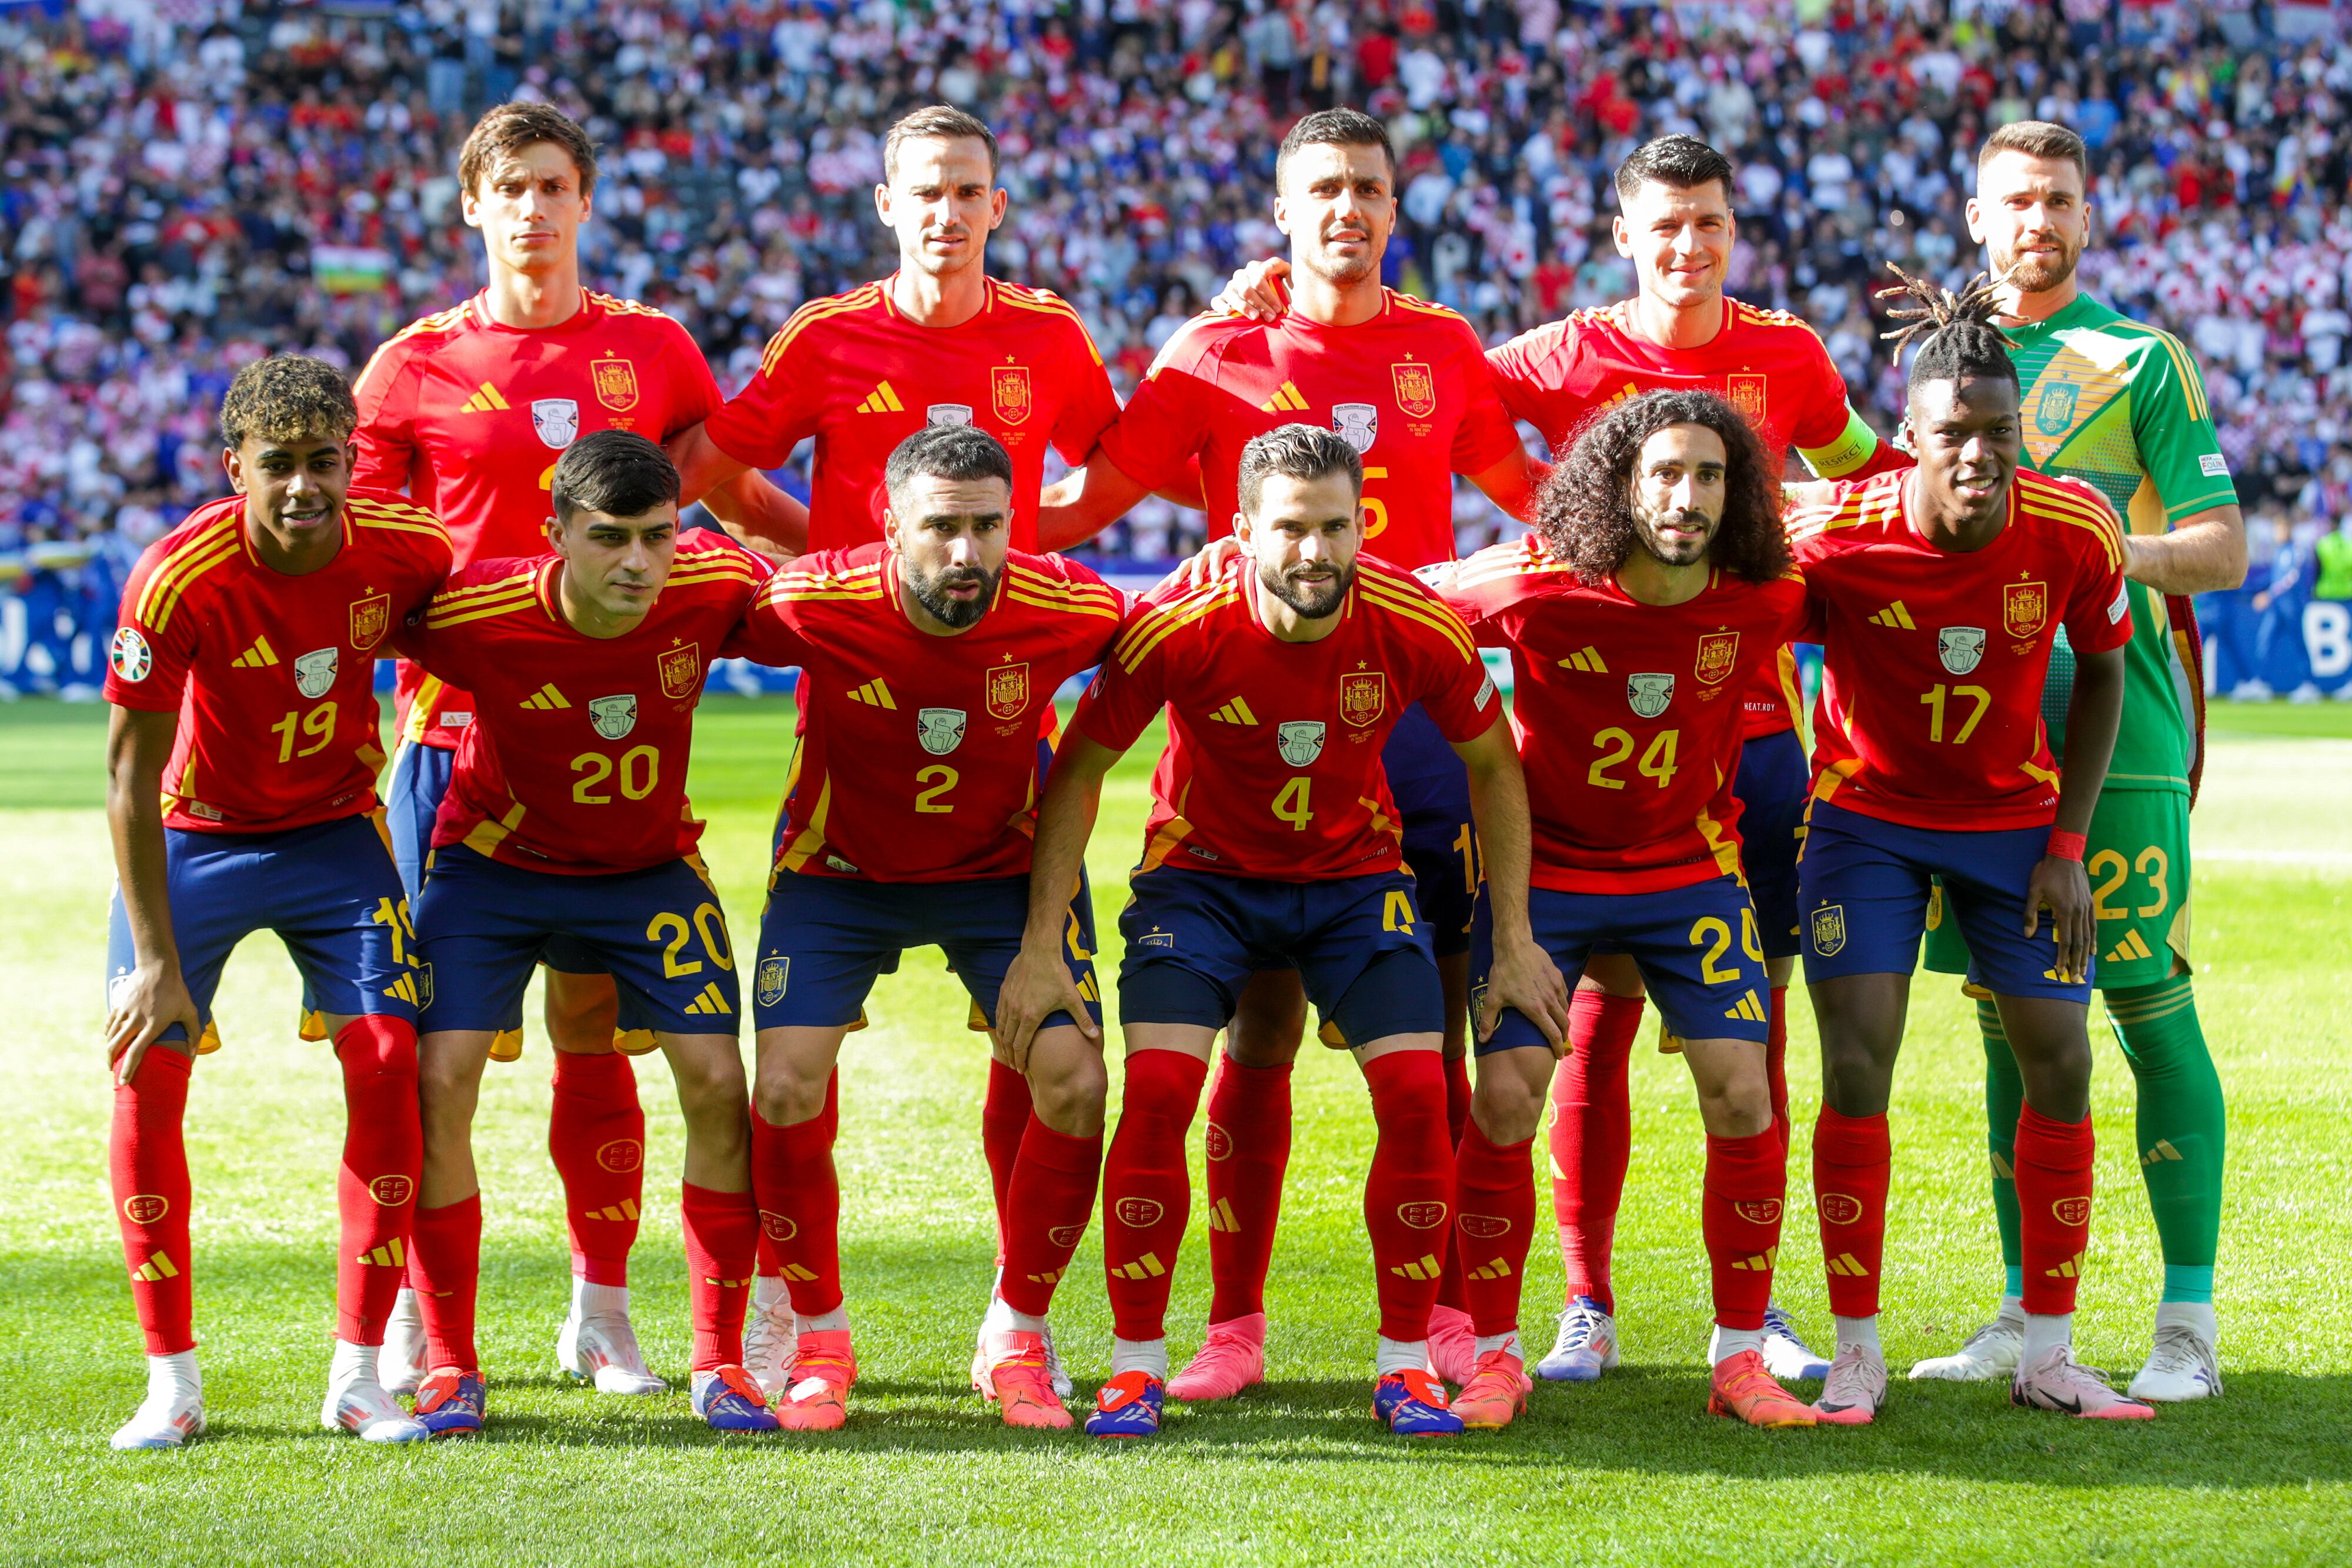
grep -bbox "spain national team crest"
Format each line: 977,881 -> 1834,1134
1693,631 -> 1740,686
1726,373 -> 1768,426
2036,380 -> 2077,436
659,642 -> 702,700
1627,673 -> 1675,717
1458,1213 -> 1509,1239
756,956 -> 790,1008
589,694 -> 639,740
532,397 -> 580,449
1809,903 -> 1847,957
2003,580 -> 2050,640
991,365 -> 1033,424
412,961 -> 434,1011
591,356 -> 640,412
1397,1201 -> 1448,1230
1391,360 -> 1437,419
2053,1196 -> 2091,1226
369,1174 -> 415,1206
349,593 -> 391,652
1734,1198 -> 1783,1225
1339,671 -> 1387,728
985,663 -> 1030,720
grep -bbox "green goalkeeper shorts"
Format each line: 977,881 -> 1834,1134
1922,788 -> 2190,992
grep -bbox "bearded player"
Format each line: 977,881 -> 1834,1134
355,102 -> 789,1396
101,356 -> 449,1448
1000,424 -> 1566,1439
1907,122 -> 2243,1403
1040,108 -> 1545,1399
1436,390 -> 1820,1429
719,427 -> 1126,1431
392,433 -> 774,1436
1788,277 -> 2146,1422
666,105 -> 1121,1389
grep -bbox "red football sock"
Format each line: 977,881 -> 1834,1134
1813,1106 -> 1891,1320
2014,1104 -> 2096,1315
410,1193 -> 482,1372
749,1108 -> 840,1318
982,1057 -> 1033,1268
1101,1049 -> 1207,1342
1362,1050 -> 1456,1343
1202,1058 -> 1291,1323
547,1049 -> 644,1287
1548,990 -> 1639,1311
755,1069 -> 835,1281
1766,986 -> 1791,1159
1453,1120 -> 1535,1339
110,1045 -> 196,1356
997,1114 -> 1104,1316
1703,1129 -> 1787,1330
1434,1051 -> 1474,1313
333,1017 -> 421,1346
681,1182 -> 758,1372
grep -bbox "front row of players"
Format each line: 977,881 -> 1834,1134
102,300 -> 2149,1446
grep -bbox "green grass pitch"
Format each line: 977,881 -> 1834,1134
2,696 -> 2348,1566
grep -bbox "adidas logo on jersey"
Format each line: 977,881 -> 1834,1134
855,382 -> 906,414
848,677 -> 897,709
2104,930 -> 2155,964
1723,989 -> 1768,1024
1259,380 -> 1311,413
1557,646 -> 1609,673
1867,601 -> 1918,630
1210,697 -> 1259,724
230,636 -> 280,668
683,982 -> 733,1016
459,382 -> 511,413
520,683 -> 571,710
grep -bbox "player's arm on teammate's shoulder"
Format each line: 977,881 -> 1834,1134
1208,256 -> 1291,322
1036,447 -> 1157,550
1463,446 -> 1549,523
2119,333 -> 2248,594
2123,500 -> 2246,596
1450,715 -> 1569,1051
994,734 -> 1122,1065
2030,641 -> 2126,983
103,706 -> 201,1082
666,422 -> 809,559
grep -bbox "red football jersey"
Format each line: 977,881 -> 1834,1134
1486,296 -> 1890,741
729,544 -> 1128,882
352,289 -> 726,751
1441,537 -> 1806,894
1074,556 -> 1499,880
1095,292 -> 1522,570
103,490 -> 451,834
393,532 -> 769,875
702,275 -> 1118,554
1789,467 -> 2133,831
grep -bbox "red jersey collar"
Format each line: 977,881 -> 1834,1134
875,273 -> 1000,327
465,287 -> 596,334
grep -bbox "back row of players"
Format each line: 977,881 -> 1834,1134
98,101 -> 2241,1447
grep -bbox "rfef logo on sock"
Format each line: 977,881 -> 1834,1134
1818,1192 -> 1862,1225
2052,1196 -> 2091,1225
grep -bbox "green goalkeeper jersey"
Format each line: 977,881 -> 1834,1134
2009,292 -> 2236,795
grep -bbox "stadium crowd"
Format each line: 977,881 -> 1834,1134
3,0 -> 2350,691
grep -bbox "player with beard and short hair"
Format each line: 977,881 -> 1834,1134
1000,424 -> 1567,1439
1788,275 -> 2148,1423
102,355 -> 450,1448
1433,389 -> 1820,1429
1903,122 -> 2243,1403
1039,106 -> 1545,1403
719,427 -> 1128,1432
354,101 -> 792,1398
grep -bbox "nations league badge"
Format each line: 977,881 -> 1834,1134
531,397 -> 580,449
1626,672 -> 1675,717
917,707 -> 967,755
293,646 -> 339,698
1276,720 -> 1326,765
588,694 -> 639,740
1332,402 -> 1378,454
1938,627 -> 1987,674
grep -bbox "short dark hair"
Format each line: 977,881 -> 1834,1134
1535,390 -> 1789,585
1979,119 -> 2089,183
1613,135 -> 1736,203
459,101 -> 598,196
1275,107 -> 1395,187
883,424 -> 1015,504
219,354 -> 356,449
1237,423 -> 1363,516
884,105 -> 1001,182
550,430 -> 679,524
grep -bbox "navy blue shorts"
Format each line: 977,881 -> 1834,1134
1472,876 -> 1770,1054
106,814 -> 422,1042
751,870 -> 1101,1034
1797,797 -> 2090,1002
1385,703 -> 1478,958
413,844 -> 743,1036
1732,727 -> 1808,961
1118,865 -> 1443,1047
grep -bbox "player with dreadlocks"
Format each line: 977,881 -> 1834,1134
1906,122 -> 2242,1404
1785,263 -> 2148,1422
1434,390 -> 1822,1428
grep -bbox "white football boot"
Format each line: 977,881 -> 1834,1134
2127,1303 -> 2222,1403
377,1286 -> 426,1397
1908,1303 -> 2025,1382
322,1340 -> 430,1442
111,1352 -> 205,1450
556,1280 -> 667,1395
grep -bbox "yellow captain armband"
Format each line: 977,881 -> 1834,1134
1796,406 -> 1883,479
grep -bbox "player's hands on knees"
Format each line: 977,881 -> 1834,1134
1479,937 -> 1572,1058
105,962 -> 202,1085
995,945 -> 1100,1073
1210,257 -> 1291,322
2025,855 -> 2094,984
